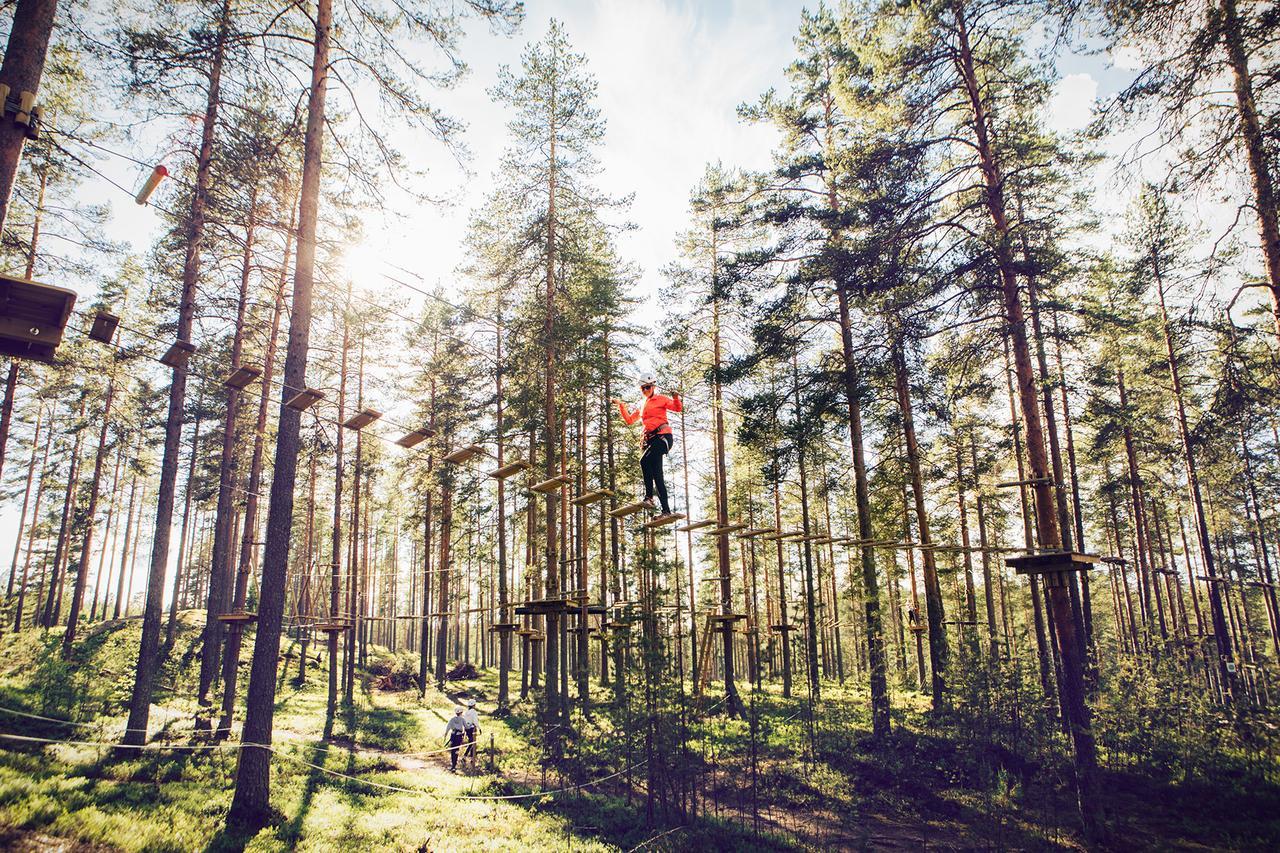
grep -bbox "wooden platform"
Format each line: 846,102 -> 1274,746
442,444 -> 485,464
488,622 -> 520,632
610,501 -> 649,518
216,611 -> 257,624
530,474 -> 573,493
88,310 -> 118,344
315,622 -> 350,633
285,388 -> 324,411
571,489 -> 613,506
224,364 -> 262,390
705,522 -> 748,535
675,519 -> 716,532
738,527 -> 777,539
396,427 -> 435,448
342,408 -> 382,430
1006,551 -> 1100,576
488,459 -> 530,479
642,512 -> 685,529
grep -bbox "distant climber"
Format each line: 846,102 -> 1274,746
463,698 -> 481,760
613,378 -> 682,515
443,706 -> 467,771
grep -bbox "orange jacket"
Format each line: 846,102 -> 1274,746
618,393 -> 682,437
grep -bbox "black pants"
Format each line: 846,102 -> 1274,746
641,433 -> 673,513
465,726 -> 478,758
449,731 -> 465,769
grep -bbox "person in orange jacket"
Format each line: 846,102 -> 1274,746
613,378 -> 682,514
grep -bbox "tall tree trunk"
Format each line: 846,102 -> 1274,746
791,355 -> 821,703
42,400 -> 84,628
218,207 -> 289,738
0,362 -> 17,484
90,443 -> 122,621
63,376 -> 115,655
112,456 -> 139,621
495,313 -> 512,711
952,2 -> 1096,830
541,49 -> 562,733
201,191 -> 258,708
712,293 -> 742,717
435,476 -> 453,687
124,0 -> 233,748
892,339 -> 946,708
835,284 -> 889,736
1153,257 -> 1236,698
226,0 -> 330,824
6,402 -> 42,601
0,0 -> 58,236
167,385 -> 205,647
1220,0 -> 1280,354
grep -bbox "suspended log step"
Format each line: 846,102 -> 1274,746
738,527 -> 777,539
224,364 -> 262,390
571,488 -> 613,506
610,501 -> 649,518
530,474 -> 574,494
443,443 -> 485,464
642,512 -> 686,529
705,522 -> 748,536
396,427 -> 435,448
675,519 -> 717,532
488,459 -> 530,479
488,622 -> 520,632
285,387 -> 325,411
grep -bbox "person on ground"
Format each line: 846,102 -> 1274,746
443,706 -> 467,771
613,379 -> 682,515
463,698 -> 481,761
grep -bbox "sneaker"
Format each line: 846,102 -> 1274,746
641,498 -> 657,510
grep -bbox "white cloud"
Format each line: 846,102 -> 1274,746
1045,72 -> 1099,134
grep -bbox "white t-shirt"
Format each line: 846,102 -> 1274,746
463,708 -> 480,729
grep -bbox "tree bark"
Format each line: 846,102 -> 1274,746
124,0 -> 233,748
835,284 -> 889,736
892,339 -> 946,708
226,0 -> 330,825
62,376 -> 115,655
0,0 -> 58,236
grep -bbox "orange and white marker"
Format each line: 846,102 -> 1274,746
135,165 -> 168,205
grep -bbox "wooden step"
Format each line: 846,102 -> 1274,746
530,474 -> 574,493
642,512 -> 686,529
442,443 -> 485,464
488,459 -> 530,479
610,501 -> 649,518
675,519 -> 716,532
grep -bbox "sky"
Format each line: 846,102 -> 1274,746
0,0 -> 1193,602
63,0 -> 1142,347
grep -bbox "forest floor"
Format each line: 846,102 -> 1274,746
0,615 -> 1277,851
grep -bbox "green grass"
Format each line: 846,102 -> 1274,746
2,618 -> 1280,850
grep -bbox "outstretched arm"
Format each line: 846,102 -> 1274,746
668,392 -> 683,413
613,398 -> 640,425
